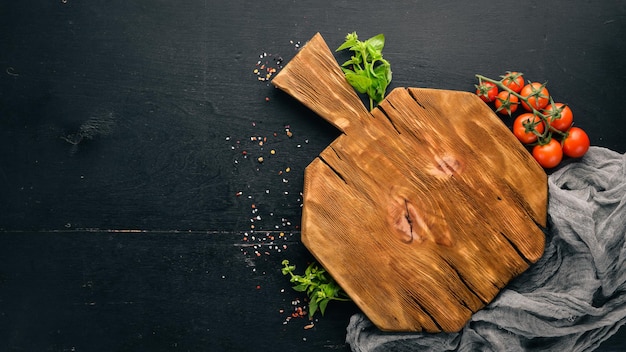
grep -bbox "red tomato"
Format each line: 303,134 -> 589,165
532,139 -> 563,168
543,102 -> 573,132
562,127 -> 590,158
494,91 -> 519,116
476,81 -> 498,103
520,82 -> 550,111
501,71 -> 524,93
513,113 -> 544,144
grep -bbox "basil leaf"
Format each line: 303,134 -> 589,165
292,284 -> 308,292
309,299 -> 319,317
373,61 -> 391,81
345,72 -> 371,94
335,32 -> 358,52
319,298 -> 330,316
365,33 -> 385,51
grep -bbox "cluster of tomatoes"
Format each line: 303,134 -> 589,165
475,71 -> 590,169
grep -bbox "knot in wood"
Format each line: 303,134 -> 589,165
430,154 -> 464,177
387,189 -> 453,247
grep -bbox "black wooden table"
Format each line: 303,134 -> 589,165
1,1 -> 625,351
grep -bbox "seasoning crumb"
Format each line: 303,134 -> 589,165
304,323 -> 315,330
257,156 -> 264,163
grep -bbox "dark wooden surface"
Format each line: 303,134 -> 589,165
1,1 -> 625,351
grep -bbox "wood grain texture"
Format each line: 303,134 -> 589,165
273,33 -> 547,332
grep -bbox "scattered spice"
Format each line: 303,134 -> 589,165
225,43 -> 319,331
253,52 -> 284,83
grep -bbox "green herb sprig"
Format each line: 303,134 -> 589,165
281,259 -> 351,318
336,32 -> 392,111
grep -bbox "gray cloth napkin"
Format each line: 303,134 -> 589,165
346,146 -> 626,352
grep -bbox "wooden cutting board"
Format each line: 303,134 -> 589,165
272,33 -> 547,333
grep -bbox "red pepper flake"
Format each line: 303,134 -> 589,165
304,323 -> 315,330
256,285 -> 261,290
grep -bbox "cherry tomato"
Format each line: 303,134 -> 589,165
494,91 -> 519,116
532,139 -> 563,168
501,71 -> 524,93
543,102 -> 573,132
520,82 -> 550,111
513,113 -> 545,144
476,81 -> 498,103
562,127 -> 590,158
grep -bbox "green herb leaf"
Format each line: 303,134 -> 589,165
309,298 -> 319,317
281,260 -> 351,319
319,298 -> 330,316
335,32 -> 359,52
336,31 -> 392,110
345,72 -> 371,94
365,33 -> 385,52
292,284 -> 309,292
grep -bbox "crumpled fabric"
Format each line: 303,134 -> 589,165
346,146 -> 626,352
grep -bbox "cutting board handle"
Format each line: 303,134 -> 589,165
272,33 -> 371,133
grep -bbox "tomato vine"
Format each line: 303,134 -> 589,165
475,72 -> 590,168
